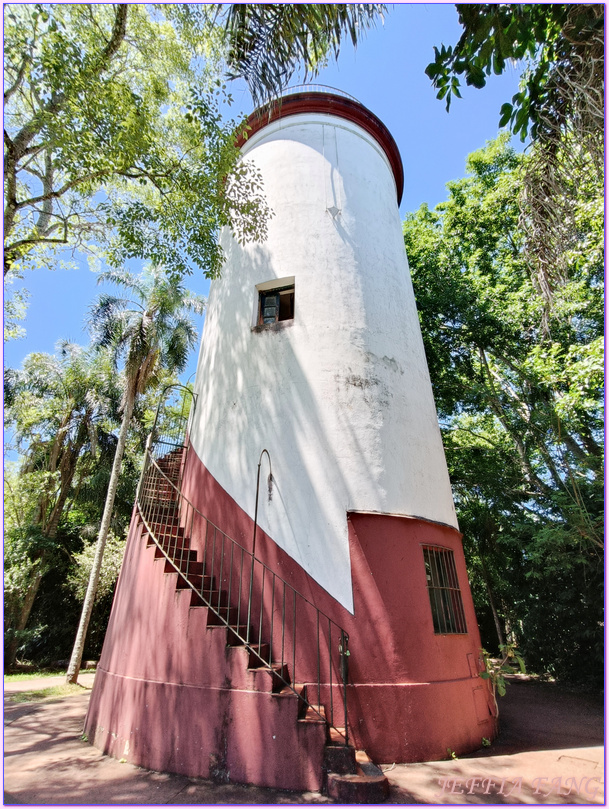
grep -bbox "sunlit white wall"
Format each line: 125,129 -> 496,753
190,110 -> 457,612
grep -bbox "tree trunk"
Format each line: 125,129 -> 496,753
4,564 -> 45,671
66,389 -> 135,684
479,556 -> 505,650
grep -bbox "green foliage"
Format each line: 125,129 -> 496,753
66,530 -> 125,603
404,137 -> 603,686
425,4 -> 604,140
4,266 -> 204,669
66,266 -> 205,681
425,6 -> 603,333
4,3 -> 270,280
3,343 -> 147,667
480,644 -> 526,698
5,344 -> 122,536
4,466 -> 53,658
88,266 -> 205,400
4,281 -> 29,341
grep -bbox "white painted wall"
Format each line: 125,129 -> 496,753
190,110 -> 458,613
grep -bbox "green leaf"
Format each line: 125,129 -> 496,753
498,102 -> 513,127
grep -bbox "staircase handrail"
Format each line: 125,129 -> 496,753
137,447 -> 350,745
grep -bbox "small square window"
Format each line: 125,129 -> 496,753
258,285 -> 294,326
422,545 -> 467,634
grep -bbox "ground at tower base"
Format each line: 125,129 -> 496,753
4,671 -> 603,805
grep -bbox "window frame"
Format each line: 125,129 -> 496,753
421,544 -> 468,635
253,277 -> 295,331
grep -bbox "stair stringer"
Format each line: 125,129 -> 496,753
84,510 -> 328,792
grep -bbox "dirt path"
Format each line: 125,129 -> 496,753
4,673 -> 604,805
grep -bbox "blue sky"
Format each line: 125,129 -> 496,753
4,3 -> 523,385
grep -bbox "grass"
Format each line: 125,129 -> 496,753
7,683 -> 89,704
4,668 -> 96,682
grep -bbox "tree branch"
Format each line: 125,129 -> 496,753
7,5 -> 129,169
4,51 -> 31,107
478,346 -> 553,497
17,169 -> 111,210
97,5 -> 129,69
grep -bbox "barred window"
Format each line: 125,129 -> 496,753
422,545 -> 467,634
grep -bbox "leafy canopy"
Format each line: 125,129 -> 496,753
405,137 -> 603,682
4,3 -> 270,280
425,4 -> 604,140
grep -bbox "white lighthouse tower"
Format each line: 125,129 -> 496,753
86,88 -> 496,793
189,87 -> 457,611
184,86 -> 494,756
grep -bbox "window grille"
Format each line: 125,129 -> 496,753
422,545 -> 467,634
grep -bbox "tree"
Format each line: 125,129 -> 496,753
213,3 -> 385,103
425,4 -> 604,328
425,4 -> 603,140
4,3 -> 270,280
66,266 -> 205,683
404,137 -> 603,683
4,343 -> 120,668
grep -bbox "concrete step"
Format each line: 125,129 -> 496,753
267,662 -> 291,693
164,558 -> 203,576
247,643 -> 271,667
150,523 -> 184,537
155,543 -> 193,560
327,725 -> 348,745
223,624 -> 252,646
325,750 -> 389,803
139,490 -> 179,504
298,703 -> 327,724
323,743 -> 357,775
179,575 -> 216,595
207,605 -> 241,627
160,541 -> 192,557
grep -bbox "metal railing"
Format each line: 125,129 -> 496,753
149,383 -> 196,463
136,420 -> 350,745
275,83 -> 359,103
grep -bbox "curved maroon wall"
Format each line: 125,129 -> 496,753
180,445 -> 497,761
87,442 -> 496,779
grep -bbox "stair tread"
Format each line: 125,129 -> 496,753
327,726 -> 347,745
326,760 -> 390,803
299,705 -> 326,724
327,765 -> 387,783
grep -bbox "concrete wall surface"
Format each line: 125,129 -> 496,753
189,111 -> 457,612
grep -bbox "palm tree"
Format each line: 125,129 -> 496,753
213,3 -> 385,104
4,343 -> 120,670
4,341 -> 118,669
66,266 -> 205,683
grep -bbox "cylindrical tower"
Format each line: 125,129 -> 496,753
189,88 -> 457,611
184,87 -> 495,759
85,88 -> 496,787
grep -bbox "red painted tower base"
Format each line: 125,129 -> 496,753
85,444 -> 497,788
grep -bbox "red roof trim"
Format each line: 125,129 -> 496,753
236,92 -> 404,206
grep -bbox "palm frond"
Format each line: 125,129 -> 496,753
87,266 -> 202,412
97,269 -> 148,300
216,3 -> 385,104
